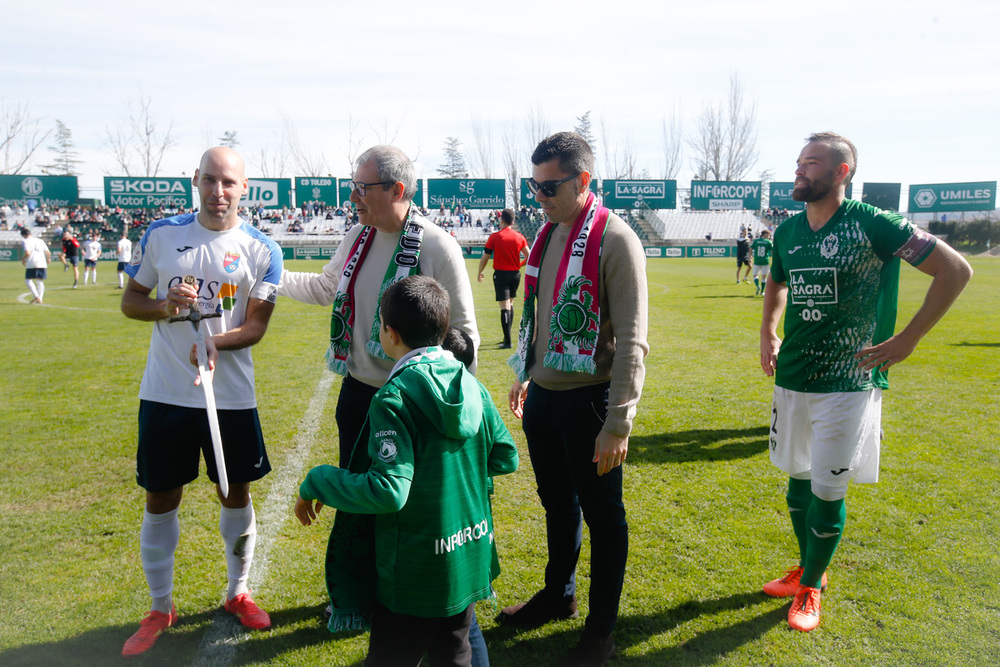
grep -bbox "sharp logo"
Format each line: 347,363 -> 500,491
21,177 -> 44,196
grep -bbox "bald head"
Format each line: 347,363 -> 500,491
194,146 -> 248,229
199,146 -> 245,180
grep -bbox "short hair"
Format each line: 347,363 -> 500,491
500,209 -> 514,226
356,145 -> 417,203
442,326 -> 475,369
380,275 -> 450,349
807,132 -> 858,185
20,227 -> 30,237
531,131 -> 594,177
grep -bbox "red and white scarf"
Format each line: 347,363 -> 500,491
508,193 -> 608,381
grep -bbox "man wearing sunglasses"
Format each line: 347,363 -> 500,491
499,132 -> 648,666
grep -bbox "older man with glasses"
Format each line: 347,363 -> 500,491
499,132 -> 648,667
279,145 -> 487,650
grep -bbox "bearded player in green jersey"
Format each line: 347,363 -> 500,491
759,132 -> 972,632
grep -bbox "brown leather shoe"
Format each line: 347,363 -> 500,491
562,631 -> 616,667
495,590 -> 578,628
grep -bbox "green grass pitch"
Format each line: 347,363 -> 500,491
0,256 -> 996,666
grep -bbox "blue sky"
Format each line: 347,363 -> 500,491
4,0 -> 999,202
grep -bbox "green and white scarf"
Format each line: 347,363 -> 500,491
326,211 -> 424,374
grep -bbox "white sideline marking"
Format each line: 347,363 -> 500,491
190,369 -> 337,667
16,286 -> 121,311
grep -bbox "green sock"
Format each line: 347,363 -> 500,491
754,277 -> 760,293
801,496 -> 846,589
786,477 -> 813,567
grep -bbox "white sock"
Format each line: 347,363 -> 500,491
36,281 -> 44,301
141,508 -> 179,613
25,279 -> 40,300
84,270 -> 90,285
92,268 -> 97,284
219,500 -> 256,600
119,273 -> 125,288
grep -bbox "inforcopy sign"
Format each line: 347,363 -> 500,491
295,177 -> 338,206
908,181 -> 996,213
0,175 -> 78,207
427,179 -> 505,209
690,181 -> 762,210
241,178 -> 291,208
105,177 -> 192,209
768,182 -> 805,211
602,180 -> 677,209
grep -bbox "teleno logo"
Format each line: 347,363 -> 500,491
21,177 -> 43,196
110,179 -> 187,194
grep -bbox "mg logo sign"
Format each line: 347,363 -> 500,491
913,188 -> 937,208
21,177 -> 43,196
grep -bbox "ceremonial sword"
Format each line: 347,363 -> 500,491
168,276 -> 229,498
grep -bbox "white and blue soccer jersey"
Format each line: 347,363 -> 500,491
126,213 -> 283,410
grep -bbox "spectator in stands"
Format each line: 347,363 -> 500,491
477,208 -> 529,348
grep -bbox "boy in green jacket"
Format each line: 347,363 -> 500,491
295,275 -> 519,666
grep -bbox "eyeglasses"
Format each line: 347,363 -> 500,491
348,180 -> 393,196
526,174 -> 579,198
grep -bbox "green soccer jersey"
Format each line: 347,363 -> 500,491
752,237 -> 773,266
770,199 -> 936,392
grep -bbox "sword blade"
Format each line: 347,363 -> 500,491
193,323 -> 229,498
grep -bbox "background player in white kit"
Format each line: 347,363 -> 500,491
759,132 -> 972,632
116,229 -> 133,289
20,227 -> 51,304
82,230 -> 102,285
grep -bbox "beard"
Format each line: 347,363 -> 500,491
792,170 -> 837,202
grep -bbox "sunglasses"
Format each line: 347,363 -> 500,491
526,174 -> 579,198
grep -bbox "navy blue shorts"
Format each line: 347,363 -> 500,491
25,268 -> 47,280
84,259 -> 97,268
136,400 -> 271,492
117,261 -> 128,272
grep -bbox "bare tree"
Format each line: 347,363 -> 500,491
282,115 -> 328,176
688,73 -> 758,180
249,137 -> 288,178
468,112 -> 494,178
40,119 -> 82,176
524,103 -> 550,153
342,113 -> 365,173
661,109 -> 682,180
501,123 -> 521,206
598,116 -> 638,180
368,116 -> 403,146
103,95 -> 178,176
0,100 -> 52,174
